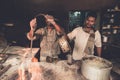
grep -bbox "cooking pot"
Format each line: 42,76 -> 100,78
58,36 -> 71,53
81,55 -> 112,80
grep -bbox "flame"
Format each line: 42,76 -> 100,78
28,62 -> 43,80
17,49 -> 43,80
17,51 -> 28,80
17,63 -> 26,80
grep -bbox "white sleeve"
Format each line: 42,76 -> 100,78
95,31 -> 102,47
67,28 -> 78,41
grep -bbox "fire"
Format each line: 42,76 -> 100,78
17,51 -> 28,80
28,62 -> 43,80
17,62 -> 43,80
17,63 -> 26,80
17,50 -> 43,80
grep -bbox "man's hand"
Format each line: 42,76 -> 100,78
28,30 -> 34,38
45,15 -> 56,25
28,18 -> 37,38
30,18 -> 37,31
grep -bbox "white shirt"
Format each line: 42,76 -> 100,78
67,27 -> 102,60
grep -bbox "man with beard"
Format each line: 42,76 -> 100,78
67,12 -> 102,60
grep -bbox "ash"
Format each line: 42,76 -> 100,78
40,61 -> 87,80
8,61 -> 87,80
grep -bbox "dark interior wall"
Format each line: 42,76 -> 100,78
0,0 -> 118,22
45,10 -> 69,32
0,0 -> 119,47
0,0 -> 120,60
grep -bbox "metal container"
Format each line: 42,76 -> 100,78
81,55 -> 112,80
58,36 -> 71,53
67,54 -> 73,64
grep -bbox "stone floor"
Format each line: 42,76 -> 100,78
110,58 -> 120,75
111,71 -> 120,80
102,45 -> 120,80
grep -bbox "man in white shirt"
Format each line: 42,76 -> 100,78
67,12 -> 102,60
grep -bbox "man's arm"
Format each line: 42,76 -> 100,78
45,15 -> 65,34
27,18 -> 37,40
95,30 -> 102,57
52,22 -> 65,34
96,47 -> 102,57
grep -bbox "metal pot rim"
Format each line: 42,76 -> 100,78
81,55 -> 113,69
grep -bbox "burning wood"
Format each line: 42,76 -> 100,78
0,64 -> 11,76
0,54 -> 8,64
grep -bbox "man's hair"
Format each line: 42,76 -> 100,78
86,12 -> 97,19
35,14 -> 47,27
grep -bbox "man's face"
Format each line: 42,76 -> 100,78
47,22 -> 54,29
85,16 -> 96,28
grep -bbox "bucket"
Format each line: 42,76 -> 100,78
81,55 -> 112,80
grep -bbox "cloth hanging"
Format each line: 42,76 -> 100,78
84,29 -> 95,55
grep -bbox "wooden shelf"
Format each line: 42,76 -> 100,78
112,26 -> 120,29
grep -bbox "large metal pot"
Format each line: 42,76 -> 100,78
58,36 -> 71,53
81,55 -> 112,80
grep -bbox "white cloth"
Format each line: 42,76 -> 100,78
67,27 -> 102,60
